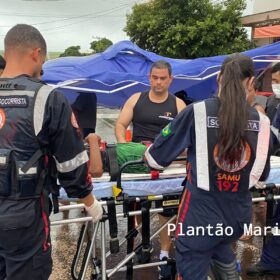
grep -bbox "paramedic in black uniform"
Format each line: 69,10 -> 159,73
0,24 -> 103,280
115,60 -> 186,279
145,54 -> 271,280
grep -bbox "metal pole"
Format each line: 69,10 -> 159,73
80,221 -> 100,280
51,208 -> 165,226
107,215 -> 176,278
252,195 -> 280,202
105,213 -> 157,258
101,221 -> 107,280
51,216 -> 93,226
73,222 -> 89,279
106,260 -> 168,273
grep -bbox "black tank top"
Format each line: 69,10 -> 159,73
132,92 -> 178,142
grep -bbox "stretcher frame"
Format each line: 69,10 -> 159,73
51,156 -> 280,280
51,192 -> 280,280
51,187 -> 280,280
53,193 -> 179,280
52,159 -> 183,280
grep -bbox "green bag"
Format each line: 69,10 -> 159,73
116,142 -> 149,173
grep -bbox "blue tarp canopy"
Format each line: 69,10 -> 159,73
42,40 -> 280,108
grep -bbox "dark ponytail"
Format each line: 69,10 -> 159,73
217,54 -> 254,167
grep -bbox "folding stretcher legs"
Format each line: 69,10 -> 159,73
53,194 -> 180,280
51,183 -> 280,280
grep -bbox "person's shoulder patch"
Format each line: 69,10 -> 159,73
162,123 -> 171,137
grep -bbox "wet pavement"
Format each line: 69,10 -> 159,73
49,109 -> 280,280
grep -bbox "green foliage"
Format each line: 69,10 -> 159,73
51,37 -> 113,58
90,38 -> 113,53
59,45 -> 83,57
125,0 -> 254,58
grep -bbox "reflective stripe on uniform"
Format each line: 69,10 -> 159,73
249,112 -> 270,188
54,150 -> 89,173
33,85 -> 54,136
194,101 -> 210,191
144,145 -> 164,170
0,156 -> 6,165
18,167 -> 37,175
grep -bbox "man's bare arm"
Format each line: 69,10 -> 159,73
85,133 -> 103,177
115,93 -> 141,143
175,97 -> 187,113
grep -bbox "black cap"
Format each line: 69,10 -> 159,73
0,56 -> 6,70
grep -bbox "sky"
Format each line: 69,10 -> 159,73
0,0 -> 253,53
0,0 -> 144,52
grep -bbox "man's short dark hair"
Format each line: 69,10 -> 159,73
150,60 -> 172,76
4,24 -> 47,55
272,62 -> 280,74
0,56 -> 6,70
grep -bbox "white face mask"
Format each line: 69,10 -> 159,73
272,84 -> 280,99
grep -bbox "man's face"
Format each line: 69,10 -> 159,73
272,71 -> 280,85
149,67 -> 173,95
272,70 -> 280,97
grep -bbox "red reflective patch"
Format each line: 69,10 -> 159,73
0,109 -> 6,129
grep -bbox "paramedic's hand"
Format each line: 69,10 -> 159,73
272,106 -> 280,129
85,195 -> 103,222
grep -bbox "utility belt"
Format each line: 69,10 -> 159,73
0,149 -> 46,200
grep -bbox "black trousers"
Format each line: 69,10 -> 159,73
0,198 -> 52,280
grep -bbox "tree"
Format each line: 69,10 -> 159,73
90,38 -> 113,53
125,0 -> 254,58
60,46 -> 83,57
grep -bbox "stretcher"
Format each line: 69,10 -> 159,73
58,156 -> 280,200
51,156 -> 280,280
54,159 -> 186,280
59,163 -> 186,200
